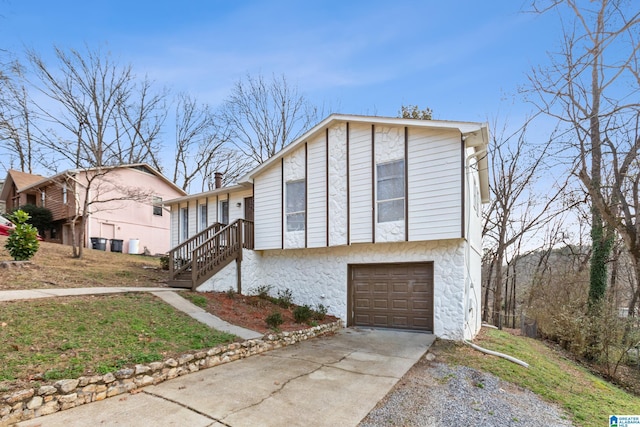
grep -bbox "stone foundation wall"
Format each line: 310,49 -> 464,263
0,321 -> 342,425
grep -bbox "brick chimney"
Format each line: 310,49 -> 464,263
214,172 -> 223,189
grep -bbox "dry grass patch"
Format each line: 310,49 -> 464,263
0,235 -> 167,290
434,328 -> 640,427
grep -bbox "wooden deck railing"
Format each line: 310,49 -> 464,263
168,219 -> 254,289
168,222 -> 224,279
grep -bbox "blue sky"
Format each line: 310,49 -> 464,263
1,0 -> 560,126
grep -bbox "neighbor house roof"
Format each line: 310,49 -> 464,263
238,113 -> 490,202
165,183 -> 252,205
0,170 -> 45,202
18,164 -> 187,196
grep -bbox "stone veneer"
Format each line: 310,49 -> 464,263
201,239 -> 469,340
0,322 -> 342,425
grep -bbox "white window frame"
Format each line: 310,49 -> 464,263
286,179 -> 306,232
199,203 -> 208,231
220,200 -> 229,225
153,196 -> 163,216
376,159 -> 405,223
62,185 -> 68,204
180,207 -> 189,242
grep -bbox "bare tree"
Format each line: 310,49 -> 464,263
482,119 -> 567,326
114,77 -> 168,171
23,45 -> 168,258
221,73 -> 317,165
26,45 -> 166,169
528,0 -> 640,313
172,93 -> 244,191
0,61 -> 39,172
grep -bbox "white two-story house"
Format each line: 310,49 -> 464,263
167,114 -> 489,340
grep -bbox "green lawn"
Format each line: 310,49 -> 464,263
0,293 -> 236,386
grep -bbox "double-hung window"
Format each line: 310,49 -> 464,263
220,200 -> 229,225
286,180 -> 305,231
180,207 -> 189,242
376,159 -> 405,223
199,204 -> 208,231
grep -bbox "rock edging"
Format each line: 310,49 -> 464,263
0,321 -> 342,425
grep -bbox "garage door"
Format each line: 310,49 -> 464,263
349,262 -> 433,332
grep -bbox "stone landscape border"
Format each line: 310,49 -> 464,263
0,321 -> 342,425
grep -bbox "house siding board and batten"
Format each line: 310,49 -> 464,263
167,114 -> 489,341
253,162 -> 282,251
307,134 -> 327,249
253,120 -> 465,250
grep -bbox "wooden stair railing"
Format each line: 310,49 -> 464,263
168,222 -> 224,280
168,219 -> 254,290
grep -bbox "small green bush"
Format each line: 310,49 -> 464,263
225,287 -> 236,299
4,210 -> 40,261
265,311 -> 284,330
15,204 -> 52,236
159,255 -> 169,270
313,304 -> 328,321
293,305 -> 313,323
252,284 -> 273,299
276,288 -> 293,308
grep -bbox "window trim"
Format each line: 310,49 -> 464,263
285,179 -> 306,232
199,203 -> 208,231
180,207 -> 189,242
153,196 -> 163,216
376,159 -> 405,223
220,200 -> 229,225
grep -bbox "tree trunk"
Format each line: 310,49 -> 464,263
492,250 -> 504,327
482,258 -> 495,322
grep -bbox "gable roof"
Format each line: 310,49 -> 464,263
0,170 -> 45,201
17,164 -> 187,196
239,113 -> 490,202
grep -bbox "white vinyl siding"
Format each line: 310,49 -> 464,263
170,205 -> 179,247
188,200 -> 197,237
254,162 -> 282,250
307,134 -> 327,248
208,198 -> 217,225
349,123 -> 373,243
408,128 -> 462,241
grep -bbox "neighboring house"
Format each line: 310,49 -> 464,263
0,170 -> 46,212
167,114 -> 489,340
1,164 -> 186,254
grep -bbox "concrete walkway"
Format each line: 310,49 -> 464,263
17,328 -> 435,427
3,287 -> 435,426
0,287 -> 173,302
151,291 -> 262,340
0,287 -> 262,340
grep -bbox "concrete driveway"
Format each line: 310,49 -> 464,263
18,328 -> 434,427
